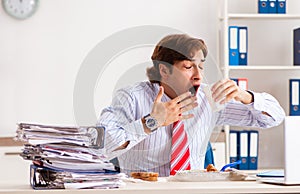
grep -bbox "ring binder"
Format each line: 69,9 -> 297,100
238,27 -> 248,66
229,26 -> 239,66
229,26 -> 248,66
289,79 -> 300,115
258,0 -> 269,13
294,28 -> 300,66
239,131 -> 248,170
30,164 -> 64,190
248,130 -> 259,170
268,0 -> 277,13
277,0 -> 286,14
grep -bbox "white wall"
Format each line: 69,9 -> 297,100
0,0 -> 218,136
1,0 -> 298,169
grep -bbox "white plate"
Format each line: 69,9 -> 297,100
170,169 -> 247,182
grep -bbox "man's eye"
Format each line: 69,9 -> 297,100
185,66 -> 192,69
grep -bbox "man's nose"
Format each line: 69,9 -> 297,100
193,67 -> 202,80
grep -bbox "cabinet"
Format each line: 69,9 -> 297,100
217,0 -> 300,169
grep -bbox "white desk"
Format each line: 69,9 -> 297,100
1,180 -> 300,194
1,147 -> 300,194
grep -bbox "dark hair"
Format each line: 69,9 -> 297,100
147,34 -> 208,83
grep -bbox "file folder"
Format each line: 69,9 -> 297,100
238,27 -> 248,66
277,0 -> 286,14
248,130 -> 259,170
229,130 -> 239,164
229,26 -> 239,66
231,78 -> 248,90
268,0 -> 277,13
294,28 -> 300,66
289,79 -> 300,115
258,0 -> 269,13
239,131 -> 248,170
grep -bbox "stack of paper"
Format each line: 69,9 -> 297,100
16,123 -> 105,147
30,164 -> 125,189
15,123 -> 126,189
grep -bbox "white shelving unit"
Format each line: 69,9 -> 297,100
217,0 -> 300,168
227,14 -> 300,19
229,66 -> 300,70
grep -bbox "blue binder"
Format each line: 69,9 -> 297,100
258,0 -> 269,13
238,27 -> 248,66
268,0 -> 277,13
294,28 -> 300,66
229,26 -> 239,66
248,130 -> 259,170
277,0 -> 286,13
289,79 -> 300,115
239,131 -> 248,170
229,130 -> 239,164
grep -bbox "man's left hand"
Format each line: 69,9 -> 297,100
211,78 -> 253,104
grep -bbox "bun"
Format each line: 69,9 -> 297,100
206,164 -> 218,172
130,172 -> 159,181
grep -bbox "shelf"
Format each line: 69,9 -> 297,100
228,66 -> 300,70
218,0 -> 300,169
227,13 -> 300,19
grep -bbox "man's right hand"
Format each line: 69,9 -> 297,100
150,86 -> 198,127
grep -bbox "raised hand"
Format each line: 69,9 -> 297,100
150,86 -> 198,127
211,79 -> 253,104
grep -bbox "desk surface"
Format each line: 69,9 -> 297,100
1,180 -> 300,194
1,151 -> 299,194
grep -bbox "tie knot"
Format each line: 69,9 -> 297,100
173,120 -> 182,128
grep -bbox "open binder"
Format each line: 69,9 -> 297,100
30,164 -> 64,190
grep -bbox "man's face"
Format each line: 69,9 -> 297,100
165,50 -> 205,97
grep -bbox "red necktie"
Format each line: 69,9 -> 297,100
170,120 -> 191,175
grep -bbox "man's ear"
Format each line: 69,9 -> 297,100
159,63 -> 170,79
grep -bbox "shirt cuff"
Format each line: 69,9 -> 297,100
252,91 -> 266,112
243,91 -> 267,112
247,91 -> 267,111
123,119 -> 148,146
241,90 -> 255,110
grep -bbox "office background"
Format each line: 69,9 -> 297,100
0,0 -> 299,169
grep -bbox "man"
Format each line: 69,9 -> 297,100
98,34 -> 285,176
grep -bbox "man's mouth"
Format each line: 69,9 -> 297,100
189,85 -> 200,95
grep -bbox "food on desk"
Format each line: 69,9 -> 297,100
206,164 -> 232,172
130,172 -> 159,181
206,164 -> 218,172
169,165 -> 248,182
